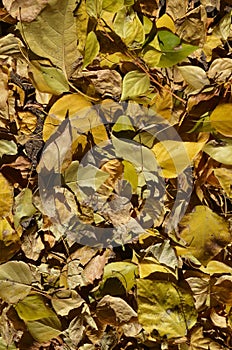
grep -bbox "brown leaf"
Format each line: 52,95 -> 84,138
3,0 -> 49,22
96,295 -> 137,326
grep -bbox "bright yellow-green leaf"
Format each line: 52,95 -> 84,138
16,294 -> 57,321
0,261 -> 32,303
156,14 -> 175,32
121,71 -> 150,101
0,174 -> 13,217
152,140 -> 205,178
210,103 -> 232,137
18,0 -> 80,77
29,60 -> 69,95
178,206 -> 232,265
143,30 -> 197,68
83,31 -> 100,69
113,8 -> 145,46
137,279 -> 197,339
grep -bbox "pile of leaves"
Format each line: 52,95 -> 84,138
0,0 -> 232,349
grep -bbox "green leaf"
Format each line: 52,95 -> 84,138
29,60 -> 69,95
83,31 -> 100,69
102,0 -> 124,12
15,294 -> 57,321
0,261 -> 32,303
14,188 -> 36,228
203,139 -> 232,165
137,279 -> 197,339
0,140 -> 17,157
159,44 -> 197,68
27,317 -> 62,343
121,70 -> 150,100
178,206 -> 232,265
18,0 -> 80,77
143,30 -> 197,68
158,30 -> 181,51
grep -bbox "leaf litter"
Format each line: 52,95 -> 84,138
0,0 -> 232,349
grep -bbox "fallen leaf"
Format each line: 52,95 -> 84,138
178,206 -> 232,265
3,0 -> 48,22
121,70 -> 150,101
0,174 -> 13,218
137,279 -> 197,339
0,261 -> 32,303
18,0 -> 80,77
210,103 -> 232,137
96,295 -> 137,326
152,140 -> 205,178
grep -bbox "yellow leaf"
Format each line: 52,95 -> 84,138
18,111 -> 37,135
152,140 -> 205,178
151,89 -> 173,121
156,14 -> 175,33
214,167 -> 232,198
0,218 -> 21,263
210,103 -> 232,137
179,206 -> 232,265
43,93 -> 92,141
0,174 -> 13,217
